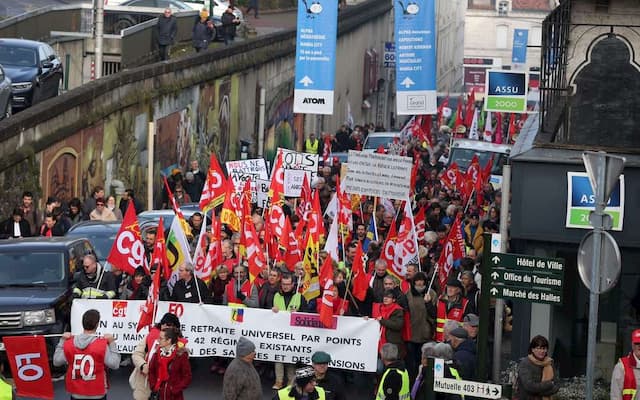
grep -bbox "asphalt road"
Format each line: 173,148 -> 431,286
13,357 -> 375,400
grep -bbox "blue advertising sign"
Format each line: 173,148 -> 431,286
512,29 -> 528,64
394,0 -> 437,115
293,0 -> 338,115
484,70 -> 528,112
384,42 -> 395,68
566,172 -> 625,230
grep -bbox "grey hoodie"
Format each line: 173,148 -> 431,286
53,333 -> 121,397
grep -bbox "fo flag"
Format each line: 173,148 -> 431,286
3,335 -> 54,399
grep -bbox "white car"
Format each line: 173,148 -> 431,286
117,0 -> 243,20
184,0 -> 243,20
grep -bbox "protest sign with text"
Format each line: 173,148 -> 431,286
279,148 -> 319,197
343,151 -> 413,200
226,159 -> 269,202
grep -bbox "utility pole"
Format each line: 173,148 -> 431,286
95,0 -> 104,79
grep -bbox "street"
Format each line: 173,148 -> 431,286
14,358 -> 374,400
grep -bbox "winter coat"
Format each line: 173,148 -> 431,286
171,276 -> 211,303
222,357 -> 262,400
130,337 -> 152,400
516,356 -> 560,400
406,287 -> 435,343
192,18 -> 214,49
157,14 -> 177,45
148,347 -> 192,400
221,11 -> 239,37
453,339 -> 477,380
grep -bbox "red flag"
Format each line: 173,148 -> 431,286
437,216 -> 465,293
494,112 -> 503,144
319,254 -> 336,328
192,218 -> 209,282
508,113 -> 517,143
296,173 -> 313,222
106,202 -> 144,275
463,89 -> 476,127
336,176 -> 352,237
437,96 -> 449,127
242,218 -> 267,283
150,218 -> 170,281
138,255 -> 161,332
453,96 -> 464,134
201,212 -> 222,283
220,178 -> 241,232
322,134 -> 332,164
466,155 -> 481,187
199,153 -> 226,211
414,206 -> 426,243
350,241 -> 368,301
269,150 -> 285,206
282,217 -> 302,269
3,335 -> 54,399
440,162 -> 461,190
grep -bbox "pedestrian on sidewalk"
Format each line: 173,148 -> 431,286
245,0 -> 259,18
222,6 -> 241,46
156,8 -> 177,61
517,335 -> 560,400
193,9 -> 215,52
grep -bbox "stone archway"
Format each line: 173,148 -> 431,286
569,34 -> 640,147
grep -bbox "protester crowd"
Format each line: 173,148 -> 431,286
0,113 -> 564,400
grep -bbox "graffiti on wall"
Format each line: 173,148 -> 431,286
264,95 -> 304,162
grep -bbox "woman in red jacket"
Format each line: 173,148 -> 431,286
148,328 -> 192,400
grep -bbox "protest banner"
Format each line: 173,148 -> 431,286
226,159 -> 269,202
343,151 -> 413,200
71,300 -> 380,372
279,148 -> 319,197
255,178 -> 270,208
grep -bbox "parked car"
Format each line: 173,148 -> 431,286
362,131 -> 402,152
0,64 -> 12,120
182,0 -> 244,20
0,39 -> 63,111
0,237 -> 96,358
66,221 -> 121,270
448,138 -> 512,188
138,203 -> 209,233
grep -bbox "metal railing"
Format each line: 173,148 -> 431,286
539,0 -> 571,141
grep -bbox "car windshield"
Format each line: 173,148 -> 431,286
66,231 -> 117,261
0,252 -> 65,284
449,148 -> 507,175
364,135 -> 398,149
0,46 -> 37,67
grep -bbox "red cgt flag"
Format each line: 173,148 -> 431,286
3,335 -> 54,399
106,201 -> 144,275
199,152 -> 227,211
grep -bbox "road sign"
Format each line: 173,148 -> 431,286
490,253 -> 565,273
578,230 -> 621,294
394,0 -> 437,115
384,42 -> 395,68
433,377 -> 502,399
293,0 -> 338,114
484,70 -> 528,112
566,172 -> 625,231
489,252 -> 565,305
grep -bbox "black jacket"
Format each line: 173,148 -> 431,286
221,11 -> 238,36
0,218 -> 32,239
156,14 -> 177,45
171,276 -> 212,303
316,371 -> 345,400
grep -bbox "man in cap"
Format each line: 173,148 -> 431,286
432,277 -> 470,342
274,365 -> 326,400
449,327 -> 476,380
463,313 -> 479,341
223,337 -> 261,400
311,351 -> 344,400
611,329 -> 640,400
377,343 -> 410,400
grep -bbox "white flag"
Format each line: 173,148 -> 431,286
483,110 -> 494,142
467,109 -> 479,140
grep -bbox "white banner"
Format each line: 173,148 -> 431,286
255,178 -> 270,209
225,159 -> 269,202
71,300 -> 380,372
343,151 -> 413,200
279,148 -> 319,197
284,169 -> 307,197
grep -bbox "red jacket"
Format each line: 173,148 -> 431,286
148,348 -> 192,400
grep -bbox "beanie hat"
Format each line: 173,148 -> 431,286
295,366 -> 316,386
159,313 -> 180,327
236,337 -> 255,357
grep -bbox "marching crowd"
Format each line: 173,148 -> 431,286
0,122 -> 567,400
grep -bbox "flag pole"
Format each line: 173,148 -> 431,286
407,199 -> 422,272
464,187 -> 476,214
372,196 -> 379,241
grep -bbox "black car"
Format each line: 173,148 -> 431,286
0,38 -> 64,111
0,237 -> 95,357
66,221 -> 122,269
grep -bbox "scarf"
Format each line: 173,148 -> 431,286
154,344 -> 177,391
527,354 -> 554,400
372,303 -> 403,350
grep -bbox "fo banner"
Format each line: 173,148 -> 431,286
293,0 -> 338,114
3,336 -> 54,399
394,0 -> 437,115
71,300 -> 380,371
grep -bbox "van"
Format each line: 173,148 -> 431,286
447,138 -> 512,188
362,131 -> 402,152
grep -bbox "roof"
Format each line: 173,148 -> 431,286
0,236 -> 89,250
512,0 -> 554,11
0,38 -> 45,48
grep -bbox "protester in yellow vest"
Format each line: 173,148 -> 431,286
0,362 -> 16,400
305,133 -> 319,154
275,366 -> 326,400
376,343 -> 410,400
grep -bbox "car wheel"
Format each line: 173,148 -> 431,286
113,17 -> 135,33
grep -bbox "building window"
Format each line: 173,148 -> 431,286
468,0 -> 493,8
498,0 -> 509,16
496,25 -> 509,49
530,27 -> 542,46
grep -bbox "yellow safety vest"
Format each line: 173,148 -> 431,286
0,379 -> 12,400
273,292 -> 302,312
305,138 -> 319,154
278,385 -> 326,400
449,366 -> 464,400
376,367 -> 410,400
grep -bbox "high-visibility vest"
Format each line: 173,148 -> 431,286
0,379 -> 12,400
621,354 -> 638,400
273,292 -> 302,311
435,297 -> 468,342
449,366 -> 464,400
376,367 -> 410,400
278,385 -> 326,400
63,338 -> 108,397
305,138 -> 319,154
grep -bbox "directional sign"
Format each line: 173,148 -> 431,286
293,0 -> 338,114
433,377 -> 502,399
394,0 -> 437,115
384,41 -> 395,68
489,252 -> 565,305
484,70 -> 528,113
566,171 -> 625,231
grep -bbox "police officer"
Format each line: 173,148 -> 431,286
53,309 -> 120,400
377,343 -> 410,400
311,351 -> 345,400
275,365 -> 326,400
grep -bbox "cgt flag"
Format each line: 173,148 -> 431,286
106,202 -> 144,275
3,335 -> 54,399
